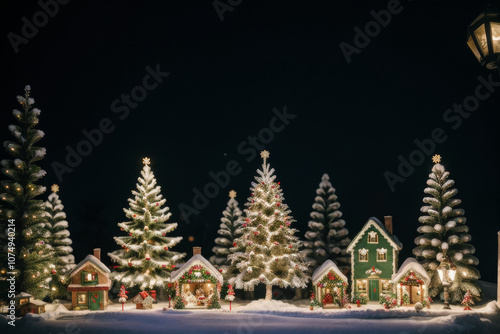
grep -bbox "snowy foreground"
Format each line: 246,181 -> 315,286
2,297 -> 500,334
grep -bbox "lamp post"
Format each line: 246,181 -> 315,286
437,252 -> 457,310
466,9 -> 500,74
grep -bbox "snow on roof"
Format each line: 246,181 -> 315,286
312,259 -> 348,284
391,258 -> 430,285
68,254 -> 110,278
28,299 -> 47,306
15,292 -> 32,298
346,217 -> 403,252
170,254 -> 223,283
67,283 -> 111,289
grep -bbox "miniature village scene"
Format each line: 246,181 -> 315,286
1,1 -> 500,334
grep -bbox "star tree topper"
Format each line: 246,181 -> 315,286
229,190 -> 237,199
260,150 -> 270,164
143,157 -> 151,165
51,184 -> 59,193
432,154 -> 441,164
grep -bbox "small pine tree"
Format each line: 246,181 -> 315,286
229,151 -> 309,300
207,292 -> 221,309
210,190 -> 243,270
0,86 -> 54,300
413,156 -> 481,303
44,184 -> 75,300
303,174 -> 350,274
108,157 -> 186,290
174,296 -> 185,309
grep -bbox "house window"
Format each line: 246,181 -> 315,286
77,293 -> 87,305
81,271 -> 98,285
368,231 -> 378,243
358,248 -> 368,262
356,280 -> 367,292
381,280 -> 391,293
19,298 -> 29,306
377,248 -> 387,262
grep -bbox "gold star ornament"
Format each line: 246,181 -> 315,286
260,150 -> 270,163
229,190 -> 237,199
143,157 -> 151,165
432,154 -> 441,164
51,184 -> 59,193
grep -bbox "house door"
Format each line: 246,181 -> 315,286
89,291 -> 102,310
369,280 -> 379,301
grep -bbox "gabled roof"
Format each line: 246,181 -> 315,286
170,254 -> 223,283
346,217 -> 402,252
391,258 -> 430,285
68,254 -> 110,278
15,292 -> 32,299
312,259 -> 348,284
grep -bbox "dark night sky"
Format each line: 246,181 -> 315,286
1,1 -> 499,283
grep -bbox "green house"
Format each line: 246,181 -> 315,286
346,216 -> 402,301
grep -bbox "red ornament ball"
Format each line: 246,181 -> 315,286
51,270 -> 56,274
276,203 -> 280,206
133,215 -> 137,218
164,247 -> 168,251
128,263 -> 132,266
288,245 -> 293,248
261,182 -> 264,185
156,203 -> 159,206
129,233 -> 132,236
278,182 -> 280,185
271,186 -> 274,189
171,265 -> 176,268
162,233 -> 166,236
233,242 -> 237,247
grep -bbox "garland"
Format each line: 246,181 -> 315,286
398,270 -> 424,286
178,264 -> 219,284
316,270 -> 345,288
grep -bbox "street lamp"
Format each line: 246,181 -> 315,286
437,252 -> 457,309
466,10 -> 500,72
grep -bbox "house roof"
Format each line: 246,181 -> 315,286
19,299 -> 46,308
131,292 -> 155,303
346,217 -> 403,252
68,254 -> 111,278
170,254 -> 223,283
312,260 -> 348,284
391,258 -> 430,285
15,292 -> 32,299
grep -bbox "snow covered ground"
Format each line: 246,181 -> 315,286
2,282 -> 499,334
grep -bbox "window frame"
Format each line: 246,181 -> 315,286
367,231 -> 378,244
81,271 -> 98,286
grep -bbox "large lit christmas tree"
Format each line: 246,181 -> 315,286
209,190 -> 243,270
413,155 -> 481,303
43,184 -> 75,300
230,151 -> 309,300
0,86 -> 54,299
303,173 -> 350,274
108,157 -> 186,290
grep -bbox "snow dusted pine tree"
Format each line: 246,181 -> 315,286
209,190 -> 243,271
108,157 -> 186,290
44,184 -> 75,300
0,86 -> 55,300
413,155 -> 481,303
303,174 -> 350,274
230,151 -> 309,300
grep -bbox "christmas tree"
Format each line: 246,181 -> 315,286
303,173 -> 350,274
230,151 -> 309,300
43,184 -> 75,300
0,86 -> 54,300
209,190 -> 243,270
108,157 -> 186,290
413,155 -> 481,303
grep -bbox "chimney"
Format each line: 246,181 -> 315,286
384,216 -> 393,235
193,247 -> 201,256
93,248 -> 101,261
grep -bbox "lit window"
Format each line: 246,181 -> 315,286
377,248 -> 387,262
368,231 -> 378,243
359,248 -> 368,262
77,293 -> 87,305
381,279 -> 391,292
357,280 -> 367,292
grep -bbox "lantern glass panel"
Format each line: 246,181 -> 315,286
474,24 -> 489,56
467,36 -> 482,61
491,22 -> 500,53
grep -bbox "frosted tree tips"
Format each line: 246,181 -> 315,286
432,154 -> 441,164
143,157 -> 151,165
260,150 -> 270,163
229,190 -> 237,198
51,184 -> 59,193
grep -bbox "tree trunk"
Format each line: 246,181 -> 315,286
295,288 -> 303,300
265,284 -> 272,301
